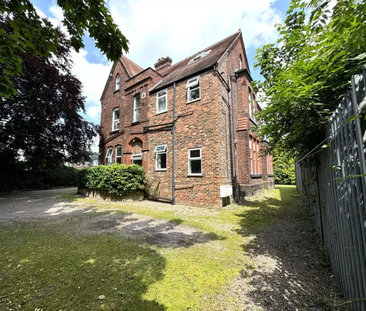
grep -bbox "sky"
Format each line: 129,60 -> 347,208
30,0 -> 291,127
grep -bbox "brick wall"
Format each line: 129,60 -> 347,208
99,33 -> 274,208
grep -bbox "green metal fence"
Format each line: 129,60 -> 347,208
296,70 -> 366,310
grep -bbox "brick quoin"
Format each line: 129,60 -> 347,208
99,30 -> 274,208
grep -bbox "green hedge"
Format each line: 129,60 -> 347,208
78,164 -> 147,196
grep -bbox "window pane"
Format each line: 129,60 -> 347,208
116,157 -> 121,164
190,149 -> 200,158
132,159 -> 142,166
158,97 -> 166,112
116,147 -> 121,156
190,159 -> 201,174
157,153 -> 167,169
134,107 -> 140,121
114,109 -> 119,119
189,88 -> 200,101
158,90 -> 167,97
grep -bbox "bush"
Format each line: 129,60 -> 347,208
44,166 -> 80,187
79,164 -> 147,196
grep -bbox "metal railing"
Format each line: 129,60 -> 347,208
296,70 -> 366,310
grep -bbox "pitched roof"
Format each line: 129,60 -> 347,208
120,55 -> 144,77
151,31 -> 240,92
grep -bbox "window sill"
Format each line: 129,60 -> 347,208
156,110 -> 168,115
250,174 -> 262,179
110,130 -> 119,135
113,89 -> 120,94
187,174 -> 203,177
131,121 -> 140,126
155,169 -> 167,172
268,174 -> 274,177
187,98 -> 201,104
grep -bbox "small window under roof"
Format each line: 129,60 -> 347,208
188,50 -> 211,65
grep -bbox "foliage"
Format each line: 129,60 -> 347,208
44,165 -> 80,187
0,162 -> 80,192
273,150 -> 296,185
254,0 -> 366,158
0,19 -> 97,175
80,164 -> 147,196
0,0 -> 128,98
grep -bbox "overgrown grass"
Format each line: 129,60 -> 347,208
0,186 -> 301,310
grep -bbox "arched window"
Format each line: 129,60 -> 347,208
115,145 -> 122,163
106,147 -> 113,165
115,74 -> 120,91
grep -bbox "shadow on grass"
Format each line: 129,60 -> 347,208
235,186 -> 343,310
0,225 -> 167,310
82,212 -> 226,249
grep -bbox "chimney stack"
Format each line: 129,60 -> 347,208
154,56 -> 172,73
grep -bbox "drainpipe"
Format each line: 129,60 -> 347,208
214,67 -> 237,203
172,83 -> 176,204
227,76 -> 237,202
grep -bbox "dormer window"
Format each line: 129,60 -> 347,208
186,76 -> 200,102
115,74 -> 120,91
112,108 -> 120,131
187,50 -> 211,65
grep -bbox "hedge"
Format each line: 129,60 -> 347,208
78,164 -> 147,196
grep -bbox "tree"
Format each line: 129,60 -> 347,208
254,0 -> 366,158
273,149 -> 296,185
0,0 -> 129,98
0,18 -> 96,175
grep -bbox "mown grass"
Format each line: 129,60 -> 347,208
0,185 -> 301,310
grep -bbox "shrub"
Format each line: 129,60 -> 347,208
44,166 -> 80,187
80,164 -> 147,196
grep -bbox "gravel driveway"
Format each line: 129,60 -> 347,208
0,188 -> 218,248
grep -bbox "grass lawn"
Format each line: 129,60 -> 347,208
0,186 -> 300,310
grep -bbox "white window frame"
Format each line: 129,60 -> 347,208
186,76 -> 201,103
188,148 -> 202,176
249,138 -> 253,174
112,108 -> 120,131
131,153 -> 142,165
115,74 -> 120,91
248,90 -> 252,119
115,145 -> 122,163
92,159 -> 99,166
155,144 -> 167,171
156,89 -> 168,114
106,147 -> 113,165
133,94 -> 140,122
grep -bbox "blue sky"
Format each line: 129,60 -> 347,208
31,0 -> 291,127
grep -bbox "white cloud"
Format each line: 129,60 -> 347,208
109,0 -> 282,69
87,105 -> 101,121
70,49 -> 111,104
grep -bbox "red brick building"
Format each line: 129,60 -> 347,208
99,30 -> 274,207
